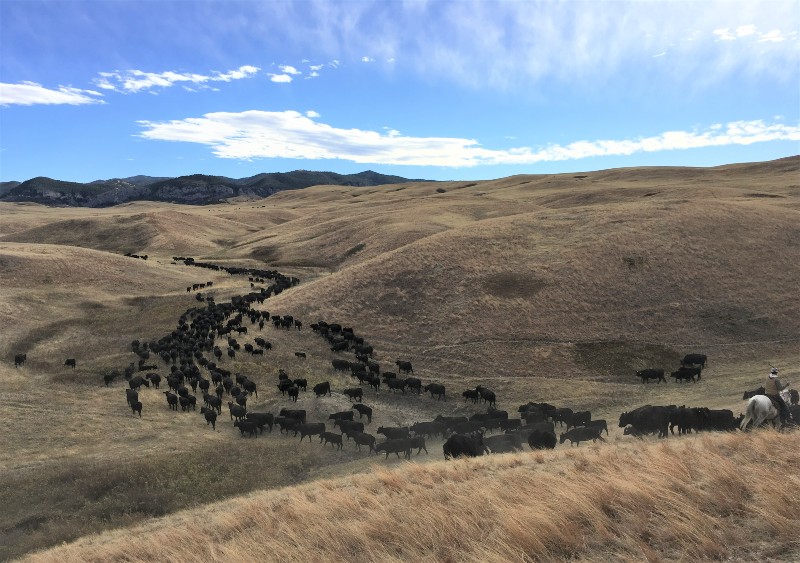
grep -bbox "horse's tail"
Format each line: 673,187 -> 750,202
740,398 -> 755,431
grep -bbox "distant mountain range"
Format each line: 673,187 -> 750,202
0,171 -> 424,207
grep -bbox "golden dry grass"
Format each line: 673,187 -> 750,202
0,157 -> 799,560
21,430 -> 800,563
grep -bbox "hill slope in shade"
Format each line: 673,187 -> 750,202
0,170 -> 424,207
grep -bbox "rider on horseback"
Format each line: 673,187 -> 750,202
765,368 -> 792,425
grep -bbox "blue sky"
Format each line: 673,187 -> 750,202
1,0 -> 798,183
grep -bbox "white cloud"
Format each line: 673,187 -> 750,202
306,110 -> 320,118
137,111 -> 800,167
269,74 -> 293,83
653,52 -> 667,58
736,24 -> 757,37
93,65 -> 260,93
713,28 -> 736,41
307,72 -> 320,78
279,65 -> 301,75
361,56 -> 374,62
0,81 -> 105,106
309,64 -> 324,71
758,29 -> 786,42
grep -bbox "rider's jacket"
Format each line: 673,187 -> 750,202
764,376 -> 783,396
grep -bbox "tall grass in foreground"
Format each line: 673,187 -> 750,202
23,430 -> 799,562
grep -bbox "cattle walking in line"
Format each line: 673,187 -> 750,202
64,358 -> 76,369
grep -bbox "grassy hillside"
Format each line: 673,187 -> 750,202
22,430 -> 800,563
0,157 -> 798,560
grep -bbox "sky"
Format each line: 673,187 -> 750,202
1,0 -> 799,183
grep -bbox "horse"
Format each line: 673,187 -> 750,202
740,390 -> 792,431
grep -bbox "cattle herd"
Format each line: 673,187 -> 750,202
10,258 -> 799,462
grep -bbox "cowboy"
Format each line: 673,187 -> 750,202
765,368 -> 792,426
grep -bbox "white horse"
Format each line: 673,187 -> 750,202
740,389 -> 792,431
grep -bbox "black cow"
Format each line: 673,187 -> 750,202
200,407 -> 218,430
245,412 -> 274,433
395,360 -> 413,374
565,411 -> 591,430
375,439 -> 412,459
351,432 -> 377,453
499,419 -> 522,432
332,359 -> 350,372
234,420 -> 259,438
335,420 -> 364,435
586,419 -> 609,436
406,377 -> 422,395
295,352 -> 307,359
475,386 -> 496,408
240,379 -> 257,396
377,426 -> 410,440
484,434 -> 523,453
636,369 -> 666,384
287,386 -> 299,402
560,427 -> 605,446
671,367 -> 699,383
129,400 -> 142,417
549,408 -> 573,427
129,376 -> 150,390
423,383 -> 446,400
292,378 -> 307,392
295,422 -> 326,442
681,354 -> 707,369
314,381 -> 332,397
386,378 -> 407,393
320,431 -> 343,450
329,410 -> 355,422
279,408 -> 306,423
410,421 -> 446,439
275,416 -> 301,434
64,358 -> 76,369
407,436 -> 428,455
351,403 -> 373,423
228,402 -> 247,421
619,405 -> 671,438
528,429 -> 557,450
14,353 -> 26,368
790,390 -> 799,406
343,387 -> 363,402
145,373 -> 162,389
163,391 -> 178,411
125,389 -> 138,406
462,389 -> 480,403
443,432 -> 487,459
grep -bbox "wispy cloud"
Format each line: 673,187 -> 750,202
93,65 -> 260,93
137,111 -> 800,167
361,56 -> 374,62
0,81 -> 104,106
279,65 -> 301,75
